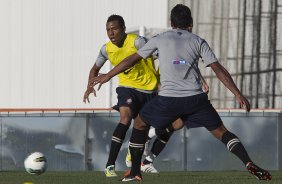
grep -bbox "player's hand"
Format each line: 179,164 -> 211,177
202,83 -> 209,94
235,94 -> 250,112
90,74 -> 111,90
83,86 -> 96,103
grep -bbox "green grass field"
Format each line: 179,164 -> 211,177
0,171 -> 281,184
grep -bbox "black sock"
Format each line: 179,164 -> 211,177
143,131 -> 174,165
106,123 -> 130,167
221,131 -> 252,165
155,124 -> 174,135
129,128 -> 148,176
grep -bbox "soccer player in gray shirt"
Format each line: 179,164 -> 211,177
92,4 -> 272,182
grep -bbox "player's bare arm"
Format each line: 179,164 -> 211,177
83,64 -> 101,103
210,62 -> 250,112
92,53 -> 142,90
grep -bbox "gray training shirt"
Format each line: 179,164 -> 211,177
137,29 -> 218,97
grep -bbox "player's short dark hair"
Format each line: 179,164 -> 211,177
170,4 -> 193,29
107,14 -> 125,28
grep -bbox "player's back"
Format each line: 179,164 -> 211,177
154,29 -> 205,97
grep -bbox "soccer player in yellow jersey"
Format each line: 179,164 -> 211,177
83,14 -> 161,177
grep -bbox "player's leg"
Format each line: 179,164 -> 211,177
125,126 -> 169,174
210,125 -> 272,180
122,115 -> 149,181
125,127 -> 155,168
210,125 -> 252,164
183,93 -> 271,181
141,119 -> 184,173
124,89 -> 157,167
141,129 -> 173,173
122,95 -> 178,181
144,118 -> 184,164
105,107 -> 132,177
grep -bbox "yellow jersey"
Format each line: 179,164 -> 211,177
105,34 -> 158,91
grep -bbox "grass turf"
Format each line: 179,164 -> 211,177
0,171 -> 281,184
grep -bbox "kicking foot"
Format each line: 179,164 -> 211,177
246,162 -> 272,180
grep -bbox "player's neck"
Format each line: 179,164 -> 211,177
115,33 -> 127,48
172,27 -> 192,33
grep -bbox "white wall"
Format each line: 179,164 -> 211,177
0,0 -> 168,108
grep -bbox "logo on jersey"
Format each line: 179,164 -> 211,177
126,97 -> 133,105
172,60 -> 187,65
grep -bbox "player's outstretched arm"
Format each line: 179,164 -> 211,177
83,64 -> 101,103
210,62 -> 250,112
91,53 -> 142,90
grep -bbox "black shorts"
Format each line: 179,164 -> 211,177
139,93 -> 223,131
112,87 -> 157,119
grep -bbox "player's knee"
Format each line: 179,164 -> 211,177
210,124 -> 228,140
119,107 -> 132,124
133,115 -> 148,130
172,118 -> 184,130
119,114 -> 132,125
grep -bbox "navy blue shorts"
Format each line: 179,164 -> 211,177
139,93 -> 223,131
112,87 -> 157,119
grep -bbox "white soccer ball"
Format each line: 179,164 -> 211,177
24,152 -> 47,175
